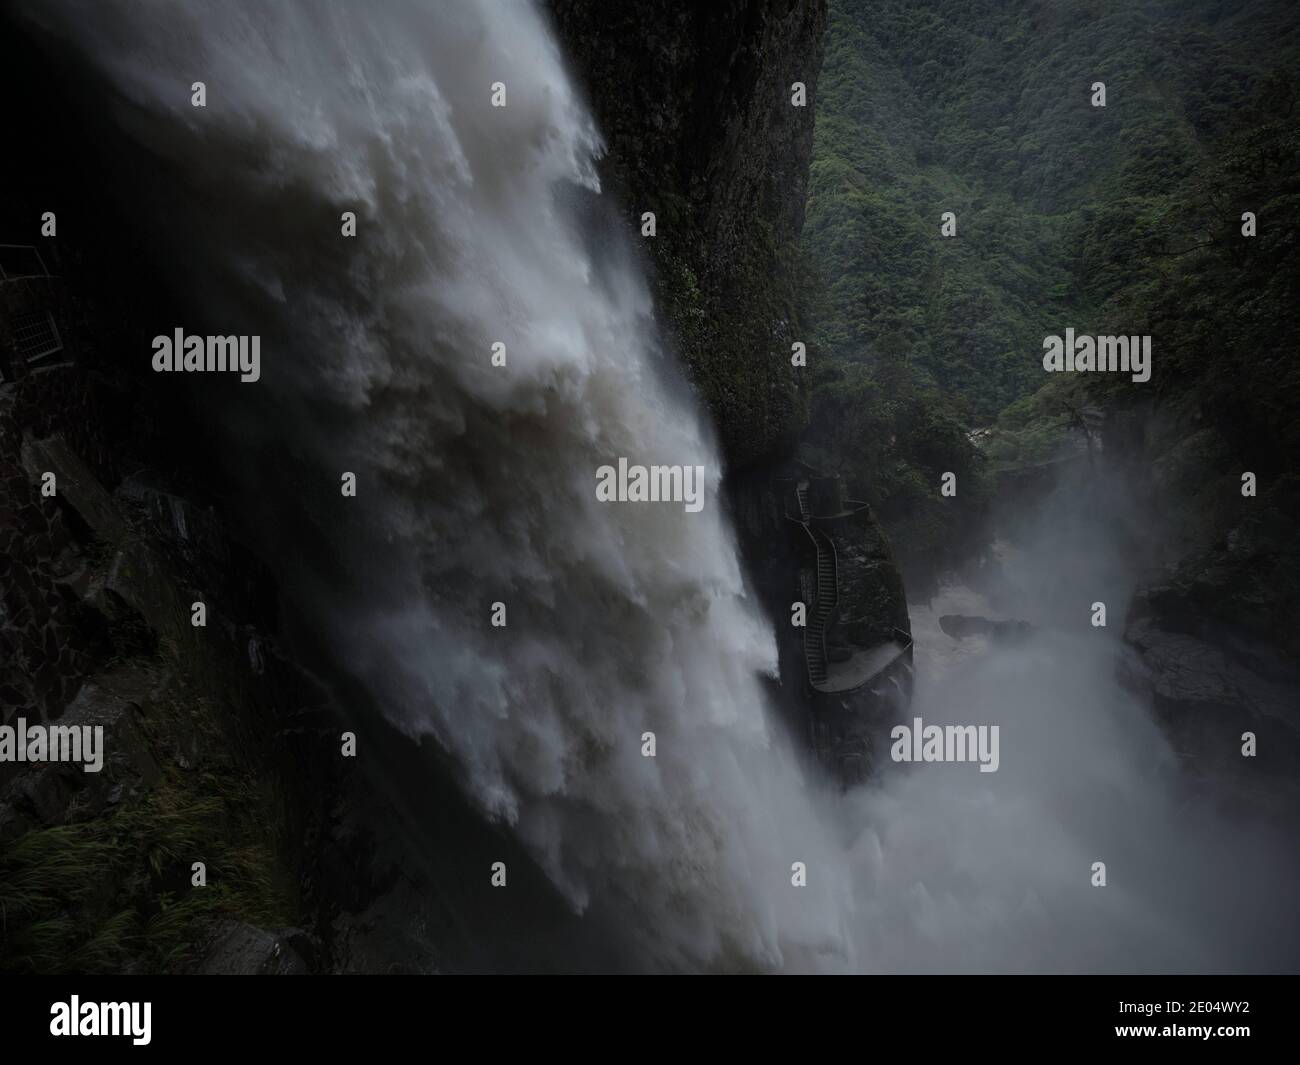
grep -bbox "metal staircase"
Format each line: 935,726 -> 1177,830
796,482 -> 836,689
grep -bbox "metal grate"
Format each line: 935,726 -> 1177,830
11,310 -> 63,362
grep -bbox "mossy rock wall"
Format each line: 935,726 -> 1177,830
549,0 -> 827,469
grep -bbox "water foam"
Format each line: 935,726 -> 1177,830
26,0 -> 1300,973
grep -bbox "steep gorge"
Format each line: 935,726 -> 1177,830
5,0 -> 1291,978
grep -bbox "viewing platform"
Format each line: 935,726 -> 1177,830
780,460 -> 913,699
819,635 -> 910,694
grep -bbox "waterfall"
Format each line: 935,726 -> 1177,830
23,0 -> 1299,974
24,0 -> 851,968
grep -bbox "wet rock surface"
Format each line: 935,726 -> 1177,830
1122,586 -> 1300,809
1107,397 -> 1300,809
191,920 -> 313,976
938,614 -> 1034,643
549,0 -> 827,469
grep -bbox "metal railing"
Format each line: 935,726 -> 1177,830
791,481 -> 839,690
0,244 -> 53,283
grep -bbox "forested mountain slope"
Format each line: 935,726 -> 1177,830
802,0 -> 1299,585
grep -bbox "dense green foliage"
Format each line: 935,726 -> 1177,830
803,0 -> 1300,584
1087,94 -> 1300,651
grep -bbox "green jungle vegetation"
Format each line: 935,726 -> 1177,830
802,0 -> 1300,586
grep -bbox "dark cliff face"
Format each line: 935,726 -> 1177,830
549,1 -> 913,776
1110,393 -> 1300,807
0,48 -> 349,970
549,0 -> 826,469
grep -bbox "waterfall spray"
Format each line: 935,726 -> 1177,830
23,0 -> 852,969
23,0 -> 1300,974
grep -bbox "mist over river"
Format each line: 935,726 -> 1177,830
887,463 -> 1300,972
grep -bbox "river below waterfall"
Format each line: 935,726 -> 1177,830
867,466 -> 1300,972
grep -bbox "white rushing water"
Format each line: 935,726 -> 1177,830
26,0 -> 1298,972
25,0 -> 852,969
